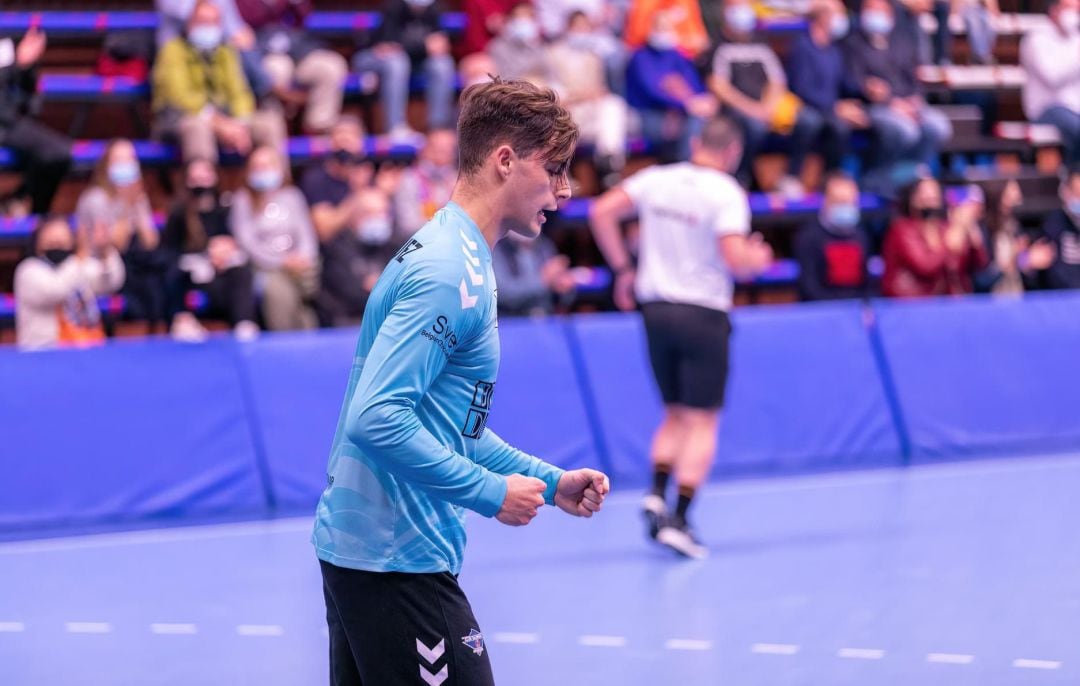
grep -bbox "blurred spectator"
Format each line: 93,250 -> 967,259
232,146 -> 319,330
627,12 -> 718,162
492,232 -> 577,316
236,0 -> 347,135
155,0 -> 271,100
14,215 -> 124,350
957,0 -> 999,65
537,1 -> 627,93
300,117 -> 397,326
794,172 -> 872,300
487,3 -> 557,86
162,158 -> 259,341
893,0 -> 935,65
459,51 -> 498,89
882,177 -> 988,297
1033,168 -> 1080,289
1020,0 -> 1080,167
353,0 -> 456,137
0,29 -> 72,216
710,0 -> 823,193
460,0 -> 519,56
394,128 -> 458,236
75,139 -> 169,332
547,11 -> 629,186
536,0 -> 607,37
786,0 -> 868,175
625,0 -> 710,59
975,180 -> 1055,294
844,0 -> 952,190
153,0 -> 286,162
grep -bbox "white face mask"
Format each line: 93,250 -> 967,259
357,216 -> 393,244
1060,8 -> 1080,32
648,30 -> 678,50
506,17 -> 540,43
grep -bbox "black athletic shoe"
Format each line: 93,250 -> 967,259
656,519 -> 708,559
641,494 -> 667,541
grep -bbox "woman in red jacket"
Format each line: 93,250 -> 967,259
882,178 -> 989,298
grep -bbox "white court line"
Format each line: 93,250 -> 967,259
493,632 -> 540,644
150,623 -> 198,635
65,622 -> 112,634
751,643 -> 800,655
0,622 -> 25,633
838,648 -> 886,660
665,639 -> 712,651
236,624 -> 284,637
1014,659 -> 1062,670
927,653 -> 975,665
578,635 -> 627,648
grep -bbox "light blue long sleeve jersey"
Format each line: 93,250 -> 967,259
313,202 -> 565,575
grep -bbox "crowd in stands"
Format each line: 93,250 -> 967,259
1,0 -> 1080,349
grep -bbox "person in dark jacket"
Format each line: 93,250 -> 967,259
0,28 -> 72,216
843,0 -> 951,187
352,0 -> 456,136
786,0 -> 868,174
795,172 -> 872,300
1035,168 -> 1080,290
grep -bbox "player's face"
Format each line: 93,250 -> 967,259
504,153 -> 572,239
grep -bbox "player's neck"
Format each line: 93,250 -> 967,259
449,185 -> 504,251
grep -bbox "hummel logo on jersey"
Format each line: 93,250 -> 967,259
417,638 -> 448,685
459,230 -> 483,310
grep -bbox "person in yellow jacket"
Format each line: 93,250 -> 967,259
152,0 -> 285,163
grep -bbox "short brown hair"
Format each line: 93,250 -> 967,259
698,116 -> 742,152
456,77 -> 579,177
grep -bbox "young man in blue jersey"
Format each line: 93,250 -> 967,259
313,77 -> 611,686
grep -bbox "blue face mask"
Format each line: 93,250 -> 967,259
830,13 -> 850,39
108,160 -> 141,187
189,25 -> 223,52
1067,198 -> 1080,216
861,9 -> 893,35
248,169 -> 283,193
725,5 -> 758,34
824,203 -> 860,231
357,216 -> 393,245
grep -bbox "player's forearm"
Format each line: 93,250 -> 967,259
588,203 -> 633,272
475,430 -> 563,505
346,400 -> 508,516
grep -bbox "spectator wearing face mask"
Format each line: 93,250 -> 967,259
152,0 -> 286,162
352,0 -> 457,138
393,128 -> 459,236
710,0 -> 826,194
231,145 -> 320,330
460,0 -> 519,56
625,0 -> 710,59
843,0 -> 952,190
14,215 -> 125,350
794,172 -> 872,300
74,139 -> 169,332
785,0 -> 868,176
487,3 -> 557,87
882,177 -> 988,297
626,12 -> 718,162
973,180 -> 1056,294
162,157 -> 259,342
547,11 -> 630,186
1033,167 -> 1080,290
1020,0 -> 1080,167
492,231 -> 577,316
234,0 -> 347,136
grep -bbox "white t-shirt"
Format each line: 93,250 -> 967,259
621,162 -> 750,312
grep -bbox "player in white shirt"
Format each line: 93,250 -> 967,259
588,116 -> 773,558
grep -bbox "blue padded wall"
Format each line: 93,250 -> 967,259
0,340 -> 265,532
873,291 -> 1080,460
570,303 -> 903,488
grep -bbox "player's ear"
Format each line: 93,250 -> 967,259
494,145 -> 514,179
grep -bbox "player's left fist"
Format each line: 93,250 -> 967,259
554,469 -> 610,518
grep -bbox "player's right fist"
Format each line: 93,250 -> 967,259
496,475 -> 546,526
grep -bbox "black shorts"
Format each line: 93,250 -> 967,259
641,301 -> 732,410
320,560 -> 495,686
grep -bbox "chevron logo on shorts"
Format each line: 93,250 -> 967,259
417,638 -> 448,685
